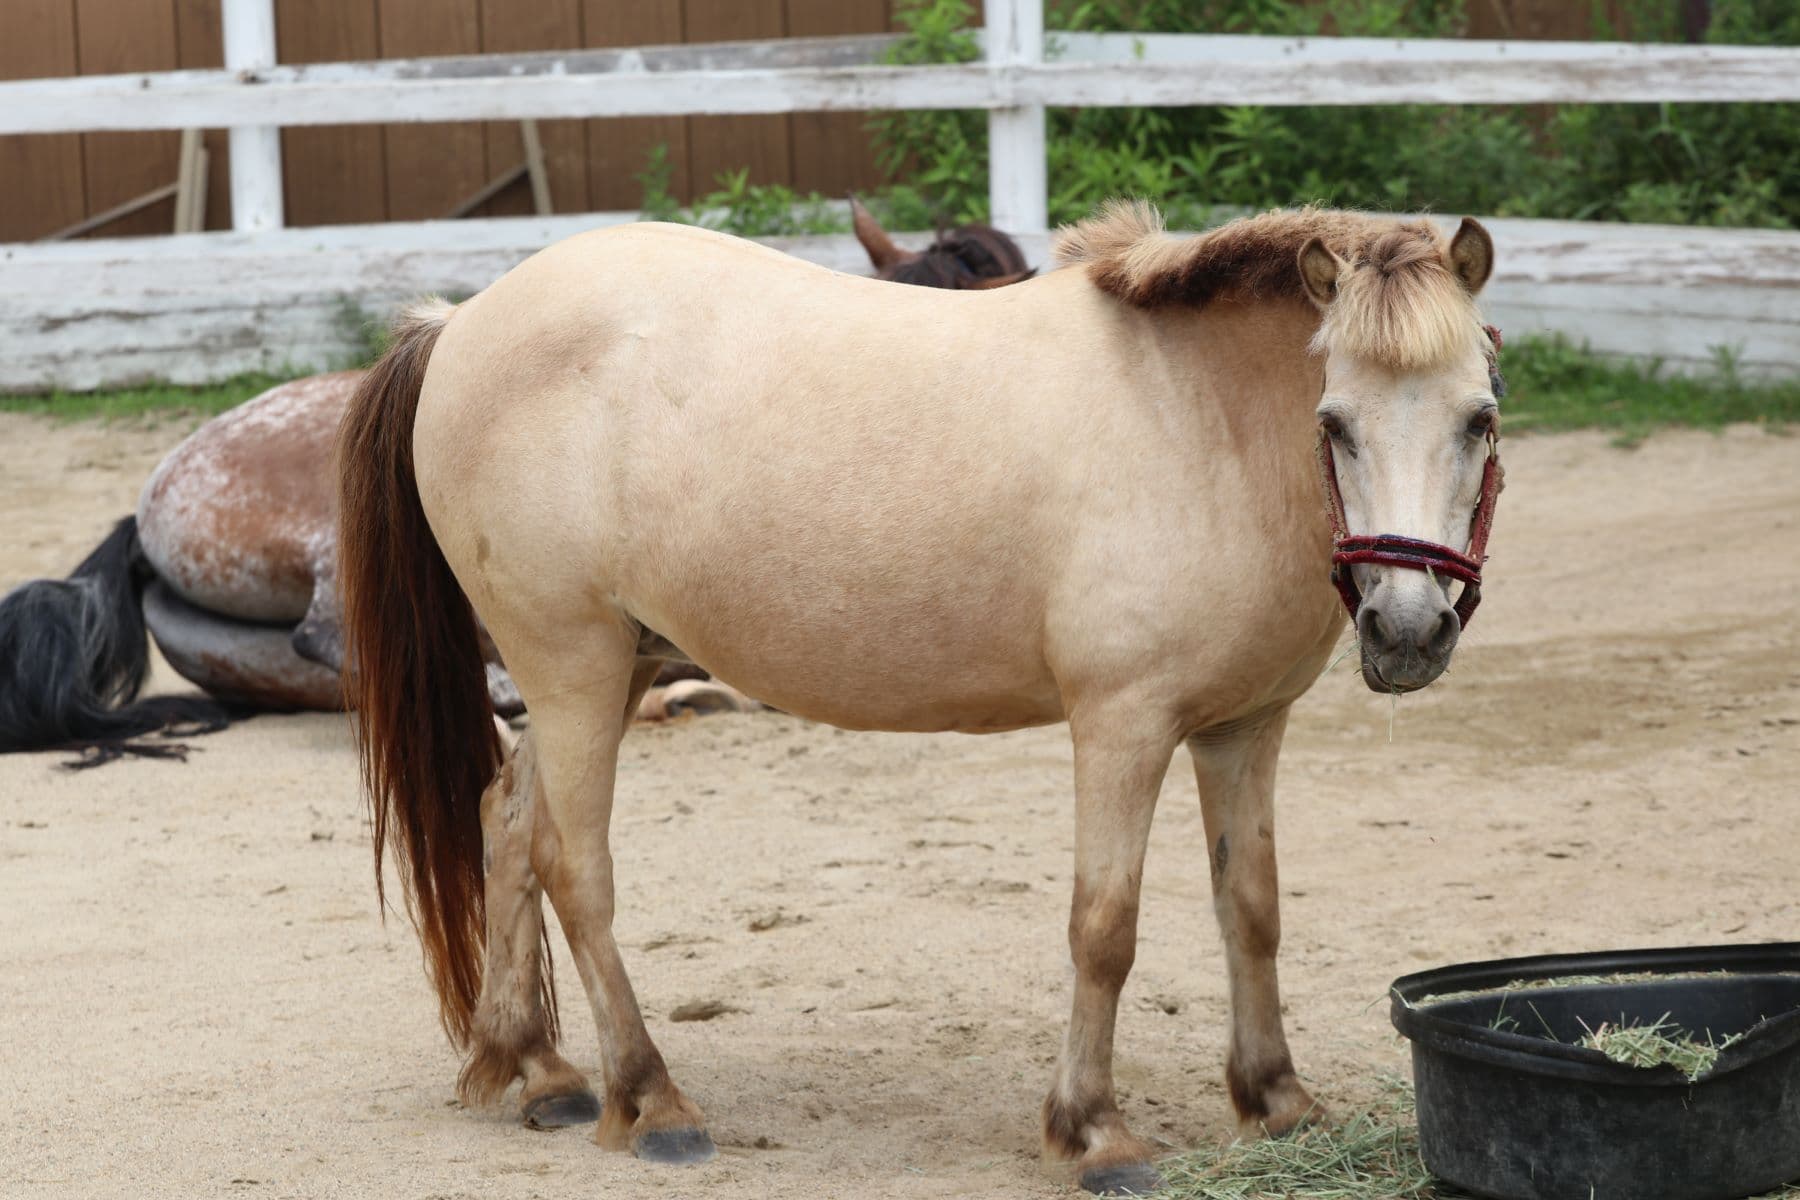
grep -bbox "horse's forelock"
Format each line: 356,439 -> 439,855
1317,227 -> 1483,370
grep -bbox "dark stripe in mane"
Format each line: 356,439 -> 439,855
1055,201 -> 1486,368
1055,201 -> 1440,309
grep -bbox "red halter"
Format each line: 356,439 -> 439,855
1315,326 -> 1506,628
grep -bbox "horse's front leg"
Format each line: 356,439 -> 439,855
1188,706 -> 1318,1138
460,733 -> 601,1129
1044,707 -> 1180,1196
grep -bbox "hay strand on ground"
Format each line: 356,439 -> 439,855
1155,1079 -> 1800,1200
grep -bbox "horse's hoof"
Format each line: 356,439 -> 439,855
523,1090 -> 602,1130
1078,1162 -> 1162,1196
633,1126 -> 717,1165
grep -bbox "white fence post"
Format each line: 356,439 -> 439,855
985,0 -> 1047,234
221,0 -> 284,232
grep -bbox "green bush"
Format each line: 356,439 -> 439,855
635,144 -> 848,237
868,0 -> 1800,230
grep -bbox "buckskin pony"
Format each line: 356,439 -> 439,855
336,201 -> 1503,1195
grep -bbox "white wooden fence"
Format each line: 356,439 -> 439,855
3,0 -> 1800,389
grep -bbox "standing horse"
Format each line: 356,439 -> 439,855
336,202 -> 1502,1192
337,201 -> 1499,1193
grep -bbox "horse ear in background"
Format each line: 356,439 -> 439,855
0,517 -> 233,766
849,193 -> 1036,290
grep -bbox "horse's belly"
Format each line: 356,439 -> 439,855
697,643 -> 1064,734
628,562 -> 1065,734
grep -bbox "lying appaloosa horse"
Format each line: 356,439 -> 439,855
0,373 -> 404,761
0,214 -> 1029,762
336,202 -> 1504,1194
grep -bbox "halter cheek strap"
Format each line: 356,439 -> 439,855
1316,324 -> 1507,629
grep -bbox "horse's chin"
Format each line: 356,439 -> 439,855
1360,654 -> 1438,695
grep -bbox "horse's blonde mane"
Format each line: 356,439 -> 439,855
1055,201 -> 1484,370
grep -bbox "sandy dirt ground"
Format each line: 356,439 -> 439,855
2,413 -> 1797,1200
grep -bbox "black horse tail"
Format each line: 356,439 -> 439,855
0,516 -> 232,765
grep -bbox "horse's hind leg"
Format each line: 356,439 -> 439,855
508,632 -> 712,1163
1188,706 -> 1318,1139
143,580 -> 339,710
461,733 -> 601,1129
1043,705 -> 1179,1196
290,559 -> 344,674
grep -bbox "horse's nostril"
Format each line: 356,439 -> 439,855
1421,609 -> 1459,657
1356,604 -> 1397,651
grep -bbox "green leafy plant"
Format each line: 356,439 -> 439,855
691,169 -> 846,237
870,0 -> 1800,231
635,143 -> 685,224
867,0 -> 990,224
636,148 -> 847,237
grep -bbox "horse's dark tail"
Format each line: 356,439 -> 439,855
338,299 -> 502,1048
0,516 -> 232,765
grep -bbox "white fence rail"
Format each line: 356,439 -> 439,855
5,216 -> 1796,393
3,0 -> 1800,387
8,32 -> 1800,128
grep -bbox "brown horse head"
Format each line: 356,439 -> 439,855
849,193 -> 1035,291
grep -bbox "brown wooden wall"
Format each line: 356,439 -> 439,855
0,0 -> 1656,242
0,0 -> 917,240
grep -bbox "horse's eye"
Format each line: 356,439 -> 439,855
1467,409 -> 1497,438
1320,413 -> 1346,440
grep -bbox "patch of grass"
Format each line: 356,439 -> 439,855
1500,336 -> 1800,442
1157,1078 -> 1800,1199
1159,1079 -> 1441,1199
0,372 -> 299,424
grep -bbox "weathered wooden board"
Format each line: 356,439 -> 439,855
376,0 -> 487,222
73,0 -> 181,239
6,35 -> 1800,134
785,0 -> 890,195
172,0 -> 233,230
684,0 -> 795,193
275,0 -> 384,228
1,215 -> 1794,393
0,0 -> 86,240
582,0 -> 690,212
478,0 -> 587,217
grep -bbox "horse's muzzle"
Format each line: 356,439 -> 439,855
1356,599 -> 1459,694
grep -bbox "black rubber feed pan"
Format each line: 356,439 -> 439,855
1390,943 -> 1800,1200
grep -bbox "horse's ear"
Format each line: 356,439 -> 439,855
1449,217 -> 1494,294
963,268 -> 1036,290
1297,237 -> 1344,308
849,192 -> 909,272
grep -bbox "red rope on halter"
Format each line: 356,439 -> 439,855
1316,326 -> 1507,628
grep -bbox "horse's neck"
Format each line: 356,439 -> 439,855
1148,297 -> 1326,468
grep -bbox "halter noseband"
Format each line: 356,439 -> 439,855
1315,325 -> 1506,628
